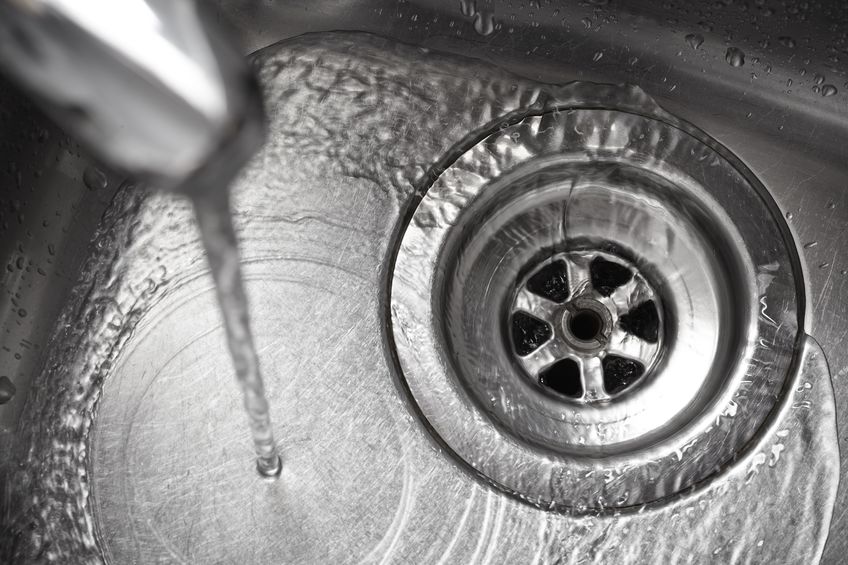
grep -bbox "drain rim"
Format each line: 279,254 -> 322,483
389,106 -> 803,510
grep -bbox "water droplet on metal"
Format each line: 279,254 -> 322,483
83,166 -> 107,191
822,84 -> 837,97
778,36 -> 796,48
459,0 -> 475,17
0,376 -> 16,405
685,33 -> 704,49
725,47 -> 745,67
473,10 -> 495,36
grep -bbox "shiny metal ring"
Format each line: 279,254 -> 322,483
389,105 -> 803,510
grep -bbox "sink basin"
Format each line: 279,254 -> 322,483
2,1 -> 847,563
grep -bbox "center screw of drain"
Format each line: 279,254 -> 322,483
510,250 -> 663,402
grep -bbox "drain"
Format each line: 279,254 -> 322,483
390,103 -> 803,510
510,251 -> 662,402
569,310 -> 601,341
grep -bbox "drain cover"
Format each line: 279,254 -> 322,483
389,105 -> 803,510
509,250 -> 663,402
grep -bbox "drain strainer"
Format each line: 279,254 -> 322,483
510,250 -> 663,402
389,105 -> 803,510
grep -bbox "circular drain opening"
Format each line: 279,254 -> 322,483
569,310 -> 602,341
390,104 -> 802,511
510,250 -> 663,402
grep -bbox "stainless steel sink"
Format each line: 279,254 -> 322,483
2,1 -> 847,563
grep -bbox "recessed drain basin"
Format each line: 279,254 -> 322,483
389,105 -> 804,510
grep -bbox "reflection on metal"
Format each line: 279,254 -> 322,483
509,250 -> 663,402
0,0 -> 264,193
0,30 -> 839,565
391,99 -> 805,509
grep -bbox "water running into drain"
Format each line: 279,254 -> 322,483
192,187 -> 282,478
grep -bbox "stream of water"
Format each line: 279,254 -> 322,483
192,190 -> 281,478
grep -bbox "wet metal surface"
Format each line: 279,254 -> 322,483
1,1 -> 847,563
391,92 -> 804,511
0,33 -> 837,563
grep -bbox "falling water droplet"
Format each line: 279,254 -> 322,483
725,47 -> 745,67
593,51 -> 604,62
803,241 -> 818,249
685,33 -> 704,49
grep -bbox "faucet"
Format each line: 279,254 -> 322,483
0,0 -> 284,477
0,0 -> 266,193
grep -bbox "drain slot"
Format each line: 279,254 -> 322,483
540,359 -> 583,398
590,256 -> 633,297
603,356 -> 646,395
511,312 -> 552,356
526,260 -> 570,303
619,300 -> 660,343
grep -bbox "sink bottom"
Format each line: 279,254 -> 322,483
2,32 -> 839,564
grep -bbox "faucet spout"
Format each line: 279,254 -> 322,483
0,0 -> 265,192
